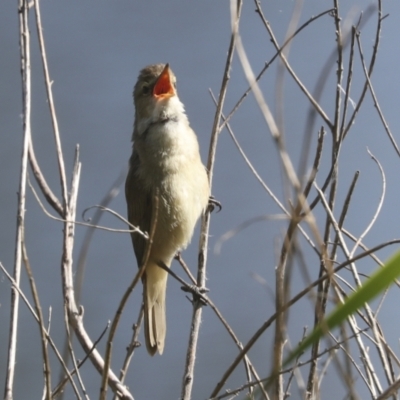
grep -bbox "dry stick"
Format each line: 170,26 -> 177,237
210,328 -> 367,400
315,184 -> 383,396
340,152 -> 393,388
338,26 -> 356,139
58,149 -> 133,400
233,4 -> 327,398
356,33 -> 400,157
63,303 -> 86,400
274,0 -> 304,151
343,1 -> 382,139
233,11 -> 330,399
21,231 -> 52,399
332,0 -> 344,144
162,258 -> 269,400
28,140 -> 63,217
32,3 -> 132,396
30,180 -> 144,235
180,2 -> 243,399
76,170 -> 127,303
207,301 -> 269,400
325,332 -> 369,396
176,256 -> 269,399
45,307 -> 52,396
4,1 -> 31,399
306,171 -> 359,397
347,152 -> 395,386
33,0 -> 68,206
52,323 -> 110,398
100,193 -> 159,400
306,5 -> 347,395
283,329 -> 308,400
343,229 -> 400,290
254,0 -> 332,130
220,7 -> 334,134
118,306 -> 144,386
58,170 -> 125,394
300,5 -> 376,213
0,262 -> 82,399
176,253 -> 197,284
376,380 -> 400,400
208,237 -> 400,399
210,90 -> 321,261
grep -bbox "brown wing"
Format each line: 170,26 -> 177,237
125,150 -> 152,267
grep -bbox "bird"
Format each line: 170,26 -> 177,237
125,64 -> 210,355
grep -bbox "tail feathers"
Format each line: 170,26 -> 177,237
143,272 -> 167,355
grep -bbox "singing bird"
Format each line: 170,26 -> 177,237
125,64 -> 210,355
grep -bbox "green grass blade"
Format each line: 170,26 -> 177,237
283,250 -> 400,367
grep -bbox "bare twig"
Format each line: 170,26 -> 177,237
343,2 -> 382,138
52,323 -> 110,398
28,140 -> 63,217
29,178 -> 145,236
355,31 -> 400,157
118,306 -> 144,386
180,2 -> 243,399
254,0 -> 332,130
0,262 -> 81,399
209,238 -> 400,398
63,303 -> 86,400
33,0 -> 68,207
21,232 -> 52,399
100,192 -> 160,400
4,1 -> 31,398
220,7 -> 334,133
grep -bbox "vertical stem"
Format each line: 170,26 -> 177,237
4,1 -> 31,399
180,2 -> 243,399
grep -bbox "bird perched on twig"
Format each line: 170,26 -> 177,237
125,64 -> 210,355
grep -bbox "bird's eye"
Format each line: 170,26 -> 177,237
142,84 -> 150,95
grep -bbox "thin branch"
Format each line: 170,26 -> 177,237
33,0 -> 68,206
210,328 -> 368,400
181,2 -> 243,399
208,238 -> 400,398
254,0 -> 332,130
343,2 -> 382,138
118,306 -> 144,386
28,140 -> 63,216
0,262 -> 81,399
4,1 -> 31,398
29,178 -> 145,236
21,232 -> 52,399
339,26 -> 356,139
349,150 -> 385,258
100,193 -> 160,400
220,7 -> 334,133
355,31 -> 400,157
52,323 -> 110,398
58,169 -> 126,390
314,183 -> 383,395
63,304 -> 85,400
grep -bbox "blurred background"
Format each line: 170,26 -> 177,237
2,0 -> 400,399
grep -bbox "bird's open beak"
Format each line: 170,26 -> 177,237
153,64 -> 175,99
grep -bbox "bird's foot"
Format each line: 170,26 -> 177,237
208,195 -> 222,213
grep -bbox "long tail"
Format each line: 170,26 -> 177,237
143,262 -> 167,355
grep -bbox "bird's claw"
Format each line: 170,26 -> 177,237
208,195 -> 222,213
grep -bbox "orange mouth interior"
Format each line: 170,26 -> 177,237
153,65 -> 175,98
